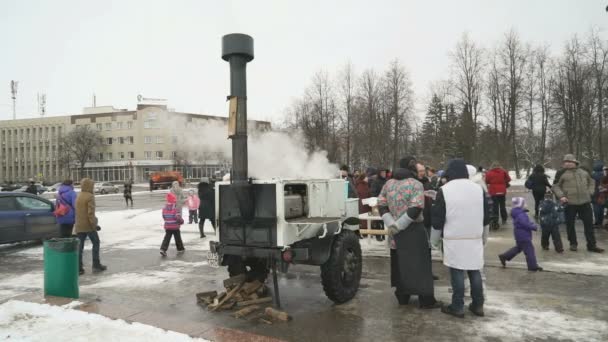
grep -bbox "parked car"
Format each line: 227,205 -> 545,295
0,193 -> 59,244
1,183 -> 25,192
12,184 -> 47,195
94,182 -> 119,194
47,183 -> 63,192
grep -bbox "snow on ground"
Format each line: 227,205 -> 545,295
474,293 -> 608,342
508,169 -> 557,186
0,300 -> 208,342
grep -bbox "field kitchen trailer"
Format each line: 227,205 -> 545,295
208,34 -> 363,307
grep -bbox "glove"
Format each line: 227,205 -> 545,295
381,213 -> 399,236
430,228 -> 442,249
96,225 -> 101,231
395,213 -> 414,231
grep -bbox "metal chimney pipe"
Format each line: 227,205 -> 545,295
222,33 -> 254,182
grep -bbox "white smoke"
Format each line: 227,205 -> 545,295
169,118 -> 338,180
249,131 -> 339,179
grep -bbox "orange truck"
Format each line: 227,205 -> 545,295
149,171 -> 184,190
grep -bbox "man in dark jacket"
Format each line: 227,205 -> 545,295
526,165 -> 552,220
198,178 -> 216,238
25,180 -> 38,195
370,168 -> 388,197
591,161 -> 605,227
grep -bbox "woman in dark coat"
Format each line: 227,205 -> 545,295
378,156 -> 441,309
526,165 -> 552,219
355,174 -> 371,229
197,178 -> 216,238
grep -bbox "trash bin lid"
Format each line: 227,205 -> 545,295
44,238 -> 79,252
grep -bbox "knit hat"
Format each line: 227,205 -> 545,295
512,197 -> 526,209
166,192 -> 177,204
365,167 -> 378,177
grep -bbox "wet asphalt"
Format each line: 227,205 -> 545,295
1,185 -> 608,341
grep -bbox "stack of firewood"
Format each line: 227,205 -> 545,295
196,274 -> 291,324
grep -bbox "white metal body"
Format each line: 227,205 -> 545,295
215,178 -> 359,247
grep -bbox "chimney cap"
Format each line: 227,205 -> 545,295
222,33 -> 254,62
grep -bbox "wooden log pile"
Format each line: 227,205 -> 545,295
196,274 -> 291,324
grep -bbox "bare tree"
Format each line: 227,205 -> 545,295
61,126 -> 103,179
536,45 -> 553,163
384,59 -> 414,168
450,32 -> 485,160
588,28 -> 608,161
338,62 -> 357,168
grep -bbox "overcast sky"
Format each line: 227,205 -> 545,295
1,0 -> 607,123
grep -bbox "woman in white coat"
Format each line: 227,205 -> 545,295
431,159 -> 490,318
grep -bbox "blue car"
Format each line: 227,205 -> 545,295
0,193 -> 59,244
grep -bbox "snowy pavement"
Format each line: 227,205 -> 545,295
1,186 -> 608,341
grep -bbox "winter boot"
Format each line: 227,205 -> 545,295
468,303 -> 485,317
160,250 -> 167,257
93,264 -> 107,272
498,255 -> 507,267
588,246 -> 605,253
441,304 -> 464,318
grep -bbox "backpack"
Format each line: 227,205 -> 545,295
524,177 -> 534,190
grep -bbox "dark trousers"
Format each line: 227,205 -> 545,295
59,224 -> 73,238
449,268 -> 484,312
77,231 -> 101,269
533,191 -> 545,218
188,210 -> 198,224
593,203 -> 605,225
564,203 -> 596,249
198,213 -> 215,236
492,195 -> 508,222
124,195 -> 133,206
160,230 -> 184,251
541,225 -> 563,251
500,240 -> 538,270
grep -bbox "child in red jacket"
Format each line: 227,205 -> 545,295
485,163 -> 512,225
160,192 -> 185,256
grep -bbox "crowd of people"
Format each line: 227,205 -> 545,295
341,153 -> 605,318
52,177 -> 218,274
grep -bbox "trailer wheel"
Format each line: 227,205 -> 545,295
321,230 -> 362,304
227,257 -> 269,282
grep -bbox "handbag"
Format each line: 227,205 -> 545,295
53,194 -> 71,217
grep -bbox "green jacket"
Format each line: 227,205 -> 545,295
552,168 -> 594,205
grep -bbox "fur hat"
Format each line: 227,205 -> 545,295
166,192 -> 177,204
563,154 -> 579,164
512,197 -> 526,209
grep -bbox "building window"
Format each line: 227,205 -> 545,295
119,152 -> 125,159
127,121 -> 133,129
106,137 -> 113,145
171,136 -> 178,144
119,137 -> 125,144
171,151 -> 177,159
105,123 -> 112,131
98,152 -> 103,160
155,151 -> 163,159
144,151 -> 152,160
144,136 -> 152,144
116,122 -> 123,130
107,152 -> 113,160
156,136 -> 163,144
128,151 -> 135,159
96,123 -> 103,131
128,136 -> 134,144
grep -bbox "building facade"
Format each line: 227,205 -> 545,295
0,103 -> 270,183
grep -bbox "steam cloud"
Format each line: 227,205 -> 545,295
170,119 -> 339,180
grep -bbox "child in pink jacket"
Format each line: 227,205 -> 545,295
186,189 -> 201,224
161,192 -> 185,256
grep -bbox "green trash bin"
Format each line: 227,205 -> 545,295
44,238 -> 80,299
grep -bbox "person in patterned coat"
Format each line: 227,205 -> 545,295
378,156 -> 441,309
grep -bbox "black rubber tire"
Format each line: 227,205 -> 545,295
321,230 -> 363,304
101,189 -> 106,195
227,257 -> 269,282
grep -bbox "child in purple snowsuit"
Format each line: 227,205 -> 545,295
499,197 -> 543,271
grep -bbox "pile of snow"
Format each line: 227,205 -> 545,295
0,300 -> 207,341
